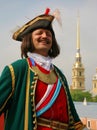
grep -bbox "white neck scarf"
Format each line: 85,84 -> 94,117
28,53 -> 53,71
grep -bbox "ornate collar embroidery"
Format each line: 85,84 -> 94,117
28,57 -> 57,84
32,66 -> 57,84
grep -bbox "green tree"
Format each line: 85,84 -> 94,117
70,90 -> 93,102
92,95 -> 97,102
82,91 -> 93,102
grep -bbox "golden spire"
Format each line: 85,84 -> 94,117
76,10 -> 81,61
77,10 -> 80,51
70,10 -> 85,90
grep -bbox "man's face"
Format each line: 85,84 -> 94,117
31,28 -> 52,57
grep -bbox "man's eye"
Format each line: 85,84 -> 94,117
37,31 -> 42,35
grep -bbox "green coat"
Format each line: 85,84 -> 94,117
0,58 -> 84,130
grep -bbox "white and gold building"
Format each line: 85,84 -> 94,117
92,68 -> 97,95
70,13 -> 85,90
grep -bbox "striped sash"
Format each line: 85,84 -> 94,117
36,79 -> 62,117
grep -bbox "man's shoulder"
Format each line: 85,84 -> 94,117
53,64 -> 68,85
11,58 -> 27,66
10,58 -> 28,71
53,65 -> 63,74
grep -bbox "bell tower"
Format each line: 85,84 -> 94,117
92,68 -> 97,95
70,13 -> 85,90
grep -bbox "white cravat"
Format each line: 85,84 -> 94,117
28,53 -> 53,71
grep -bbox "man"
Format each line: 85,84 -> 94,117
0,8 -> 85,130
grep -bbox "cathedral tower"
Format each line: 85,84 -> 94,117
70,13 -> 85,90
92,68 -> 97,95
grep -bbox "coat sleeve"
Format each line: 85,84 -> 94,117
0,65 -> 15,114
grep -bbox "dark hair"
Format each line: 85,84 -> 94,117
21,32 -> 60,58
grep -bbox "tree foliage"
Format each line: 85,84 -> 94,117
70,89 -> 96,102
93,95 -> 97,102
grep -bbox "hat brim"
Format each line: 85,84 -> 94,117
13,14 -> 54,41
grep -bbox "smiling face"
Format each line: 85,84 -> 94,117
31,28 -> 52,57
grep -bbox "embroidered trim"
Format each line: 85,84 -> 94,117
29,57 -> 57,84
27,58 -> 38,130
0,65 -> 15,112
13,15 -> 53,40
8,65 -> 15,91
24,62 -> 30,130
32,66 -> 56,84
30,72 -> 38,130
74,121 -> 85,130
37,117 -> 69,130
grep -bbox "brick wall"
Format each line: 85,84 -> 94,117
81,117 -> 97,130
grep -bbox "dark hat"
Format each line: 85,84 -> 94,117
12,8 -> 55,41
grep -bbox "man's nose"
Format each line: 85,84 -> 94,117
42,32 -> 47,37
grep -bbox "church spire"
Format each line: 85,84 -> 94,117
77,10 -> 80,51
70,11 -> 85,90
76,11 -> 81,64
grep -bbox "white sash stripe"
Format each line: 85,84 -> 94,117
36,84 -> 54,110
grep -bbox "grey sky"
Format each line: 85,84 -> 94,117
0,0 -> 97,90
